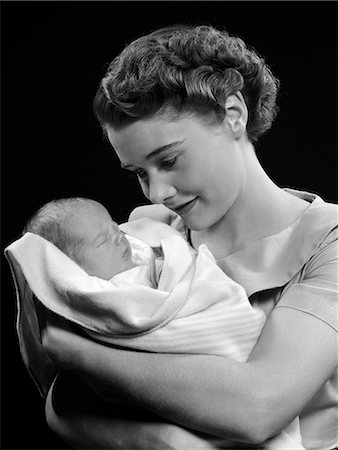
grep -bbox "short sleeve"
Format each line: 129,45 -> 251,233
276,227 -> 338,331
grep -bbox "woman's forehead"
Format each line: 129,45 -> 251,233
107,118 -> 184,144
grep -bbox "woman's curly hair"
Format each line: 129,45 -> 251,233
93,24 -> 280,142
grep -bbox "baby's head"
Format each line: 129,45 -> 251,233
23,198 -> 134,279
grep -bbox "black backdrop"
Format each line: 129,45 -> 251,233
1,1 -> 337,448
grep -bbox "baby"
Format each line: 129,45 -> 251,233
10,198 -> 304,449
23,197 -> 160,284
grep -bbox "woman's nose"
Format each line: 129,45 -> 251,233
147,173 -> 176,204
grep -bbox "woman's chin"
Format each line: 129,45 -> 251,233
182,214 -> 211,232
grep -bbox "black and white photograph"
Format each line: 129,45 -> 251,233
1,1 -> 337,449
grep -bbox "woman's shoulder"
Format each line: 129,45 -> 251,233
285,188 -> 337,223
284,189 -> 337,253
301,195 -> 338,256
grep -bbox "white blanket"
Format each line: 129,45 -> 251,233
5,218 -> 303,449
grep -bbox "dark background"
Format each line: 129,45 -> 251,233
1,1 -> 337,448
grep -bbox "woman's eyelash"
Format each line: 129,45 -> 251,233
160,156 -> 177,169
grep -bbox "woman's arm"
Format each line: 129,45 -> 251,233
43,306 -> 337,445
46,370 -> 220,450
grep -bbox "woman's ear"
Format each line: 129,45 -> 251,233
224,92 -> 248,140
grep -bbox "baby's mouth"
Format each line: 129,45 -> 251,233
123,243 -> 132,259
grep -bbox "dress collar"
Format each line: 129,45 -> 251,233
215,190 -> 337,296
178,189 -> 337,297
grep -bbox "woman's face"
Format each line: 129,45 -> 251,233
107,114 -> 245,231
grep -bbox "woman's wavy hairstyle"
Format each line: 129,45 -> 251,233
93,24 -> 280,142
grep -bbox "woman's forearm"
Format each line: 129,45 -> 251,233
46,371 -> 234,450
44,307 -> 337,444
81,349 -> 261,444
44,317 -> 261,443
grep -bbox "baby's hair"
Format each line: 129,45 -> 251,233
93,24 -> 280,142
23,197 -> 91,262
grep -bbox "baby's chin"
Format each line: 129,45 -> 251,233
106,258 -> 136,279
121,257 -> 136,273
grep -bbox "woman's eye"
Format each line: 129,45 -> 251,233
160,156 -> 177,169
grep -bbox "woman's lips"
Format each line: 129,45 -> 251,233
173,197 -> 198,215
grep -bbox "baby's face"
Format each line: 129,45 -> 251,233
68,201 -> 134,280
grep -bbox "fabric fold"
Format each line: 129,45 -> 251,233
5,218 -> 265,396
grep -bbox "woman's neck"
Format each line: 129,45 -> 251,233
191,148 -> 309,259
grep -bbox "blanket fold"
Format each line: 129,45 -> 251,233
5,218 -> 265,394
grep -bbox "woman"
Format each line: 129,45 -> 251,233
42,25 -> 337,449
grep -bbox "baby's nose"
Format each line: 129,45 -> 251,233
116,233 -> 125,245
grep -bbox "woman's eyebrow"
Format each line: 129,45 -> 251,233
120,139 -> 185,169
145,139 -> 185,160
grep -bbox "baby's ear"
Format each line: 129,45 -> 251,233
224,92 -> 248,139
